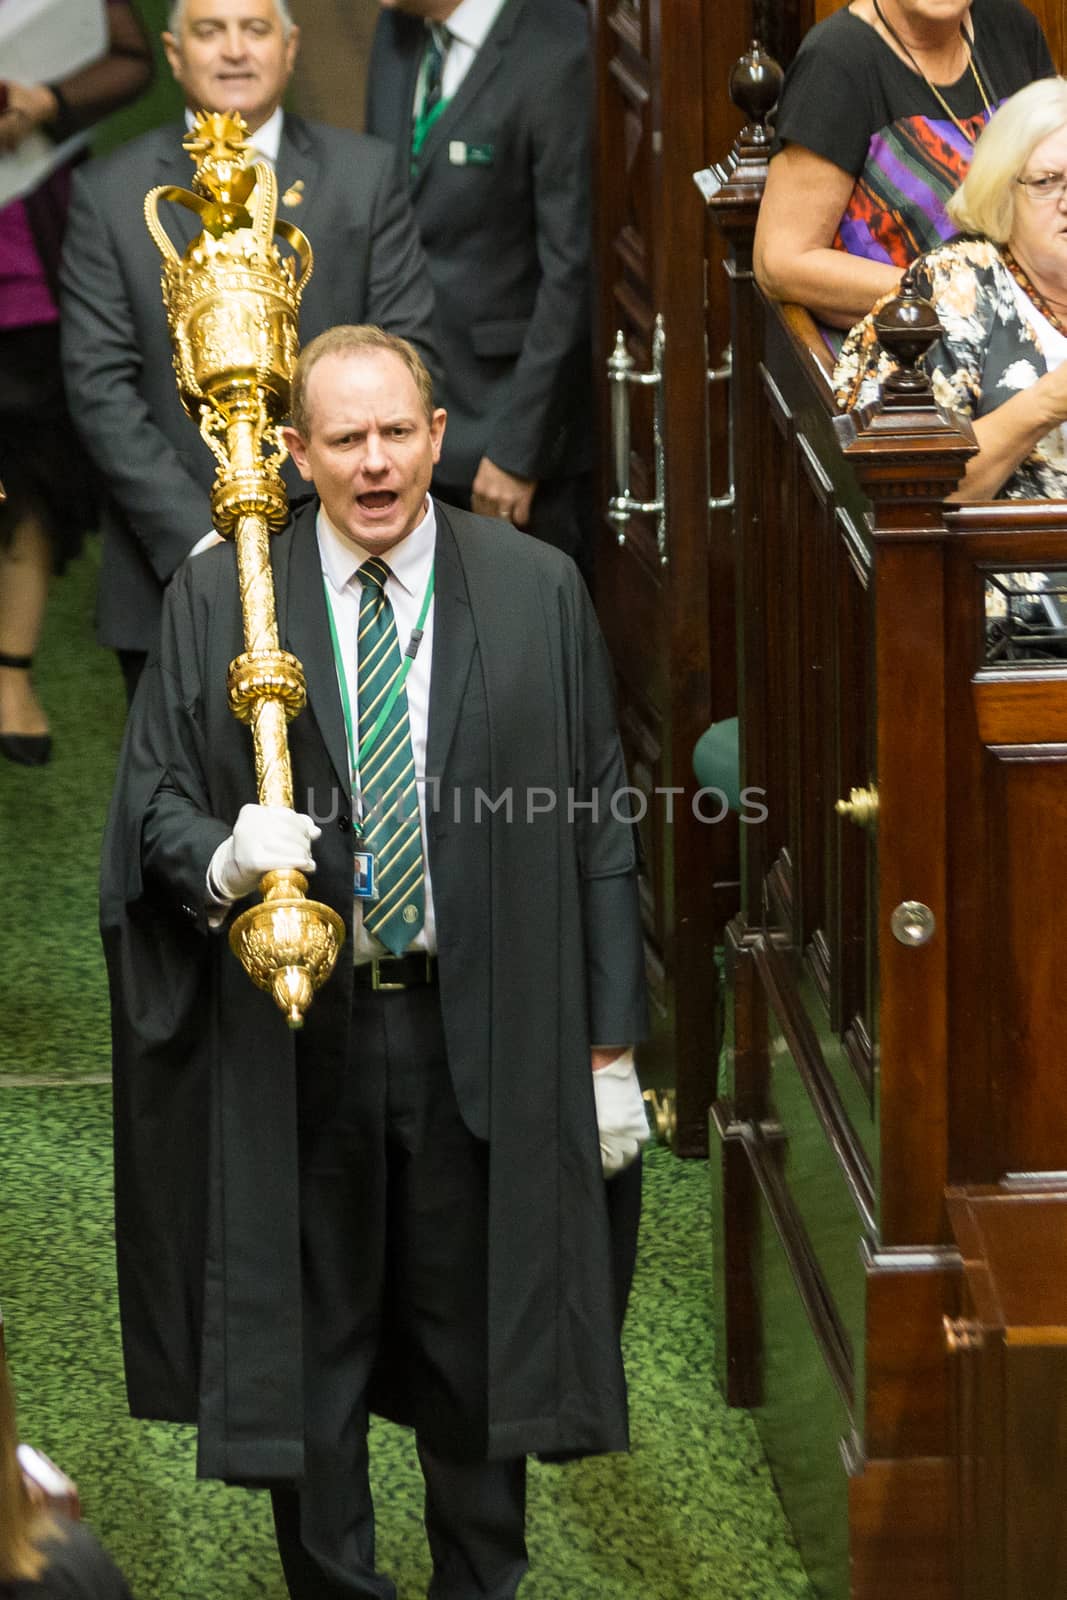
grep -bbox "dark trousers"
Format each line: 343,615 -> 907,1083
433,472 -> 594,591
271,981 -> 528,1600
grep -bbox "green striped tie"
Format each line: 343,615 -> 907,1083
356,558 -> 425,955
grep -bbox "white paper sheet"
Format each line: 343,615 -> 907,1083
0,0 -> 108,207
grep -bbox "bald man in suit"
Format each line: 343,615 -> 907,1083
61,0 -> 436,700
102,326 -> 650,1600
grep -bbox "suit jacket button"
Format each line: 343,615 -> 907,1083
338,814 -> 351,833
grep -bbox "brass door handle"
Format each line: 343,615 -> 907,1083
835,785 -> 879,829
707,344 -> 735,512
606,315 -> 668,564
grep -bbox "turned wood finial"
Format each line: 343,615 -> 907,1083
728,40 -> 783,143
873,265 -> 943,406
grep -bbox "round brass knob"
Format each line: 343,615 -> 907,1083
890,901 -> 936,947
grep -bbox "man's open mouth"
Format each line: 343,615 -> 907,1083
358,492 -> 397,512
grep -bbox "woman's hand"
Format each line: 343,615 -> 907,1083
0,82 -> 59,153
956,361 -> 1067,501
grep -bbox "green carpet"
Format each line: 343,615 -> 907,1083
0,541 -> 814,1599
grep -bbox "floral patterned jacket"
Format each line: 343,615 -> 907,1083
833,236 -> 1067,499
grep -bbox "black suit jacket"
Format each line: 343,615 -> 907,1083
366,0 -> 593,488
60,115 -> 436,652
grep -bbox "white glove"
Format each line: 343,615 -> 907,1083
592,1050 -> 650,1178
208,804 -> 321,902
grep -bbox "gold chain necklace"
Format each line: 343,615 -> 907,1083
871,0 -> 992,144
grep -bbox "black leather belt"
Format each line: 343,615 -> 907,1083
353,953 -> 438,991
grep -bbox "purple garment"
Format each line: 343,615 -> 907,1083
0,197 -> 59,329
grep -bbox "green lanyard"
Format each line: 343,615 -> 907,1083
323,562 -> 436,783
411,96 -> 449,163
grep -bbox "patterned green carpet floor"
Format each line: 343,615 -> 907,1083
0,542 -> 814,1599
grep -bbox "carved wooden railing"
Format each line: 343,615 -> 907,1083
702,46 -> 1067,1600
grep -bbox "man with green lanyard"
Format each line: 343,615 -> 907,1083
101,325 -> 650,1600
366,0 -> 596,581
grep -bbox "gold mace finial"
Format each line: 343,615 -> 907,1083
144,114 -> 342,1028
182,110 -> 257,236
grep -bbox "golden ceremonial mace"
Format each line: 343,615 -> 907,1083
145,111 -> 344,1027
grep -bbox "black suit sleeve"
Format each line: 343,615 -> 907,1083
572,575 -> 649,1047
60,168 -> 214,582
112,567 -> 232,932
483,30 -> 592,481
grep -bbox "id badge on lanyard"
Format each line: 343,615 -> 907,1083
353,835 -> 378,900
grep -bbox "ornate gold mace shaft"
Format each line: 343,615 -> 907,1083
145,112 -> 344,1027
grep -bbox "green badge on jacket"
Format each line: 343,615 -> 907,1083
448,141 -> 495,166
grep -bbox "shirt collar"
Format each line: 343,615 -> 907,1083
437,0 -> 509,52
183,104 -> 284,165
317,497 -> 437,601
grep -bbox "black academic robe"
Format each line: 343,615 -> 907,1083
100,499 -> 649,1483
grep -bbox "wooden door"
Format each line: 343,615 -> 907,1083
589,0 -> 748,1155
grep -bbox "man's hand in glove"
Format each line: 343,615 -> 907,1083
592,1049 -> 650,1178
208,803 -> 322,903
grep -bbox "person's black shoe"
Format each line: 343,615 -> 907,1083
0,731 -> 52,766
0,652 -> 52,765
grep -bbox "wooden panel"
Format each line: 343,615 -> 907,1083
973,676 -> 1067,745
833,512 -> 875,1059
875,542 -> 949,1246
751,1158 -> 853,1600
701,0 -> 749,935
1026,0 -> 1067,69
849,1458 -> 953,1600
864,1247 -> 959,1460
795,438 -> 834,963
592,0 -> 719,1153
949,1193 -> 1067,1600
986,753 -> 1067,1175
756,364 -> 798,909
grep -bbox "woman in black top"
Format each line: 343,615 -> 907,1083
0,1361 -> 132,1600
754,0 -> 1053,330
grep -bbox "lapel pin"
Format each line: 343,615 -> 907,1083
281,179 -> 305,207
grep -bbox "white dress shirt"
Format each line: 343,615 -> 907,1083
318,501 -> 438,961
422,0 -> 509,103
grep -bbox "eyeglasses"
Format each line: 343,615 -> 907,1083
1016,171 -> 1067,203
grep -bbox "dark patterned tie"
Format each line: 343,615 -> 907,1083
356,559 -> 425,955
411,23 -> 450,165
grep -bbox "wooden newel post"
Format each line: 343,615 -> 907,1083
837,276 -> 976,1251
698,43 -> 782,930
700,43 -> 783,1410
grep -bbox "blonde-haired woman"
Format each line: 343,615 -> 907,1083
0,1360 -> 132,1598
835,74 -> 1067,500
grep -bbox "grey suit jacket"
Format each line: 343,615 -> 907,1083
60,115 -> 436,652
366,0 -> 593,489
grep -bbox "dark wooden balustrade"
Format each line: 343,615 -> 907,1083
703,58 -> 1067,1600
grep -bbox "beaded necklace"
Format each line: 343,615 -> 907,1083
871,0 -> 993,144
1002,248 -> 1067,340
